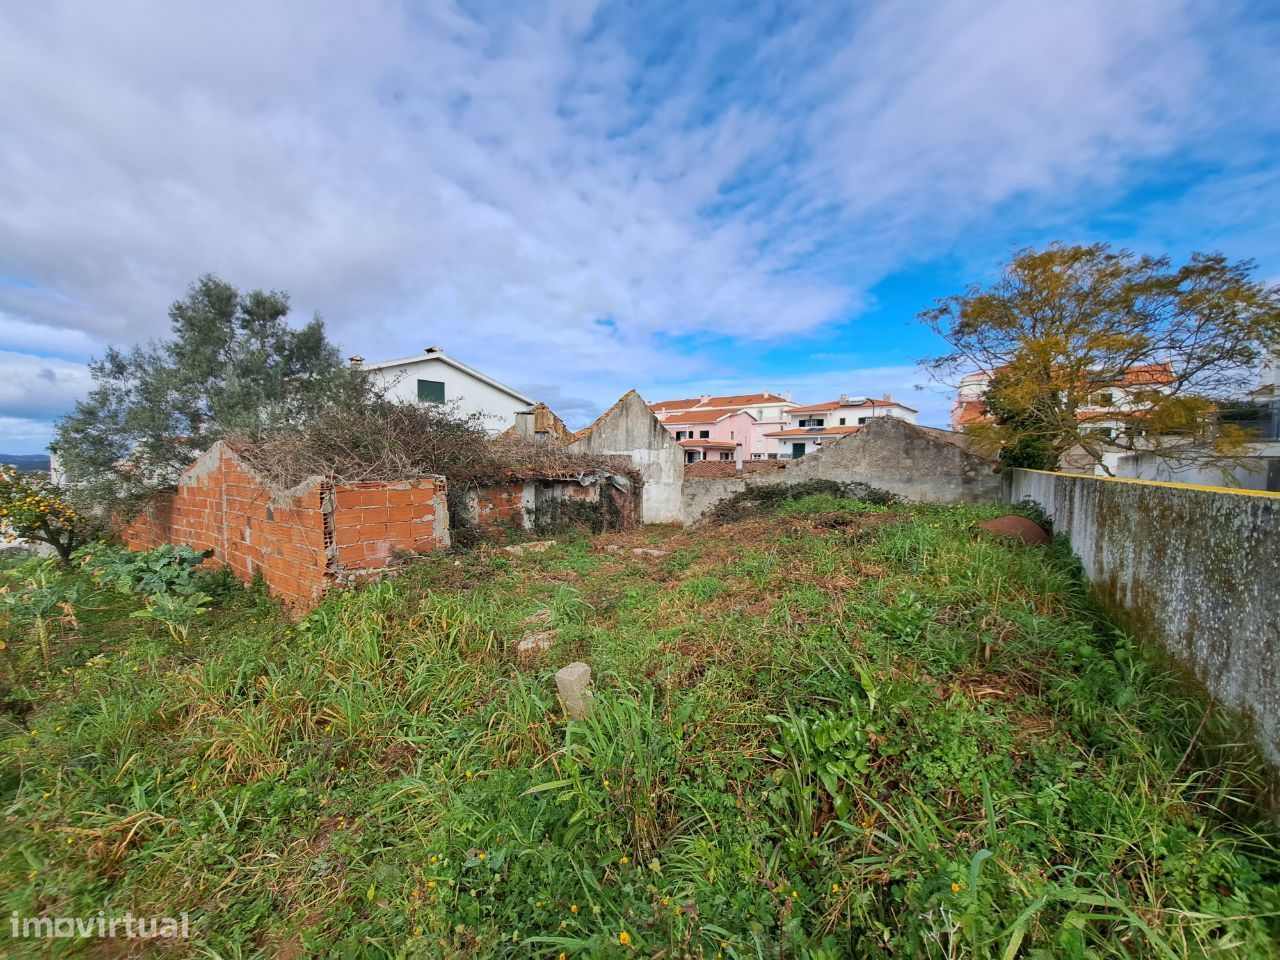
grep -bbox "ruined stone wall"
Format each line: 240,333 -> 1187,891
681,418 -> 1002,523
123,442 -> 450,607
1011,468 -> 1280,768
568,391 -> 683,524
783,418 -> 1002,503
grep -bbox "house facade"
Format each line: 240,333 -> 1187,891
951,363 -> 1181,475
355,347 -> 534,432
650,393 -> 795,462
764,394 -> 918,459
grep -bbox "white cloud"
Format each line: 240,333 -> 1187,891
0,0 -> 1274,448
0,351 -> 94,420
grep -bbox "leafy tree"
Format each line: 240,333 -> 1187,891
922,244 -> 1280,474
0,466 -> 100,562
53,275 -> 366,515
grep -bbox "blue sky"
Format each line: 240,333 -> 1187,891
1,0 -> 1279,449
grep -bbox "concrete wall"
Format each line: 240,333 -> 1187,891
123,442 -> 450,607
1114,445 -> 1280,493
1010,469 -> 1280,768
682,417 -> 1003,524
568,391 -> 685,524
784,418 -> 1001,501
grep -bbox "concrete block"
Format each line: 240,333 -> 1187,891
631,547 -> 668,559
516,629 -> 557,659
555,661 -> 593,719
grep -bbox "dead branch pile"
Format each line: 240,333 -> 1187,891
231,398 -> 638,490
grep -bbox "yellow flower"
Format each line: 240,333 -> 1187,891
618,930 -> 632,946
476,852 -> 485,860
831,883 -> 841,893
619,855 -> 629,864
413,927 -> 422,935
465,770 -> 473,778
570,903 -> 579,914
426,881 -> 436,889
951,882 -> 961,893
429,855 -> 439,863
42,792 -> 51,799
790,890 -> 798,898
602,778 -> 610,787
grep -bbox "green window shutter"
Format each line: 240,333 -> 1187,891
417,379 -> 445,403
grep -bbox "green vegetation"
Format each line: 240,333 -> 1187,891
2,498 -> 1278,958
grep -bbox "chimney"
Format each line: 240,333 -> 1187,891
513,411 -> 536,439
348,355 -> 365,368
883,393 -> 891,401
700,393 -> 710,403
838,393 -> 848,404
424,345 -> 443,354
785,389 -> 791,401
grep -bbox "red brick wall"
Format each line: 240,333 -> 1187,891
331,479 -> 449,572
471,482 -> 526,531
122,442 -> 449,607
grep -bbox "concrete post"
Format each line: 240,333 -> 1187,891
555,662 -> 594,720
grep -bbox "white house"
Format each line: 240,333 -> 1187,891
355,347 -> 534,432
764,394 -> 918,459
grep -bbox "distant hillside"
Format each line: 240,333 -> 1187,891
0,454 -> 51,473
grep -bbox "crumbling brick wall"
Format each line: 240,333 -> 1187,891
123,442 -> 450,607
463,477 -> 639,534
468,482 -> 528,532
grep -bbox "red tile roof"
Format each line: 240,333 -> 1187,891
763,426 -> 862,438
650,392 -> 789,413
952,400 -> 989,426
787,398 -> 919,414
660,408 -> 754,425
684,460 -> 740,478
1121,363 -> 1175,386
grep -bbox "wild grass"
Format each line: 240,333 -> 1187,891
1,498 -> 1278,958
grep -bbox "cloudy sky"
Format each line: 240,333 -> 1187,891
2,0 -> 1279,449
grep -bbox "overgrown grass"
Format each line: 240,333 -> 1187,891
2,499 -> 1278,958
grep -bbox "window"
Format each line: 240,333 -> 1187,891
417,379 -> 445,403
767,453 -> 778,460
798,418 -> 825,428
675,430 -> 688,440
857,417 -> 869,425
1093,391 -> 1114,407
719,452 -> 733,461
838,417 -> 846,426
685,451 -> 701,463
698,430 -> 710,439
729,430 -> 734,439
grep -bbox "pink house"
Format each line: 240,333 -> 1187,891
650,392 -> 795,462
661,408 -> 759,464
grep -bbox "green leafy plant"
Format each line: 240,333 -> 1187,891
76,542 -> 211,597
129,590 -> 212,643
